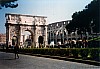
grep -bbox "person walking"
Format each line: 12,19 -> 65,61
14,44 -> 19,59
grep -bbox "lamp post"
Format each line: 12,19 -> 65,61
90,20 -> 93,34
60,32 -> 63,44
91,20 -> 95,41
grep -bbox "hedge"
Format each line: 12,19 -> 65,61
0,48 -> 100,61
79,48 -> 89,59
89,48 -> 100,61
19,48 -> 100,61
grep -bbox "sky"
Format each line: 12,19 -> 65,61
0,0 -> 92,33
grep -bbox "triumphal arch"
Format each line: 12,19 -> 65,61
5,13 -> 48,48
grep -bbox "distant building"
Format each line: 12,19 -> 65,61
47,20 -> 71,45
0,33 -> 6,44
48,20 -> 100,48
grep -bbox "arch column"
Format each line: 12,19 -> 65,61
5,24 -> 10,49
17,24 -> 21,47
20,26 -> 23,44
35,26 -> 39,48
44,26 -> 48,47
32,28 -> 35,48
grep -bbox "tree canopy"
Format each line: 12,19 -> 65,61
66,0 -> 99,34
0,0 -> 18,9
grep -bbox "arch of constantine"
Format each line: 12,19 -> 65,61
5,13 -> 48,48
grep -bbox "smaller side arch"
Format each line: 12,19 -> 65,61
38,36 -> 44,48
12,36 -> 18,46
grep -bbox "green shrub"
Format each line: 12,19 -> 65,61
19,48 -> 33,54
59,49 -> 66,56
80,49 -> 89,59
90,48 -> 100,61
71,48 -> 79,58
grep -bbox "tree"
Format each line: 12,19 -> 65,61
66,0 -> 99,34
0,0 -> 18,9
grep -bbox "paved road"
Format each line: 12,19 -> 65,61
0,52 -> 99,69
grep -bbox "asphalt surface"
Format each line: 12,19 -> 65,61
0,52 -> 99,69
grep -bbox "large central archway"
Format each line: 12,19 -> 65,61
22,29 -> 33,48
5,13 -> 48,48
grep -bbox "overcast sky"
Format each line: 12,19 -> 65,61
0,0 -> 92,33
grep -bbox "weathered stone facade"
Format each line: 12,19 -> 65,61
5,13 -> 48,48
47,20 -> 70,45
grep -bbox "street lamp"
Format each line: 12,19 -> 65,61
60,31 -> 63,44
90,20 -> 95,41
90,20 -> 93,34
